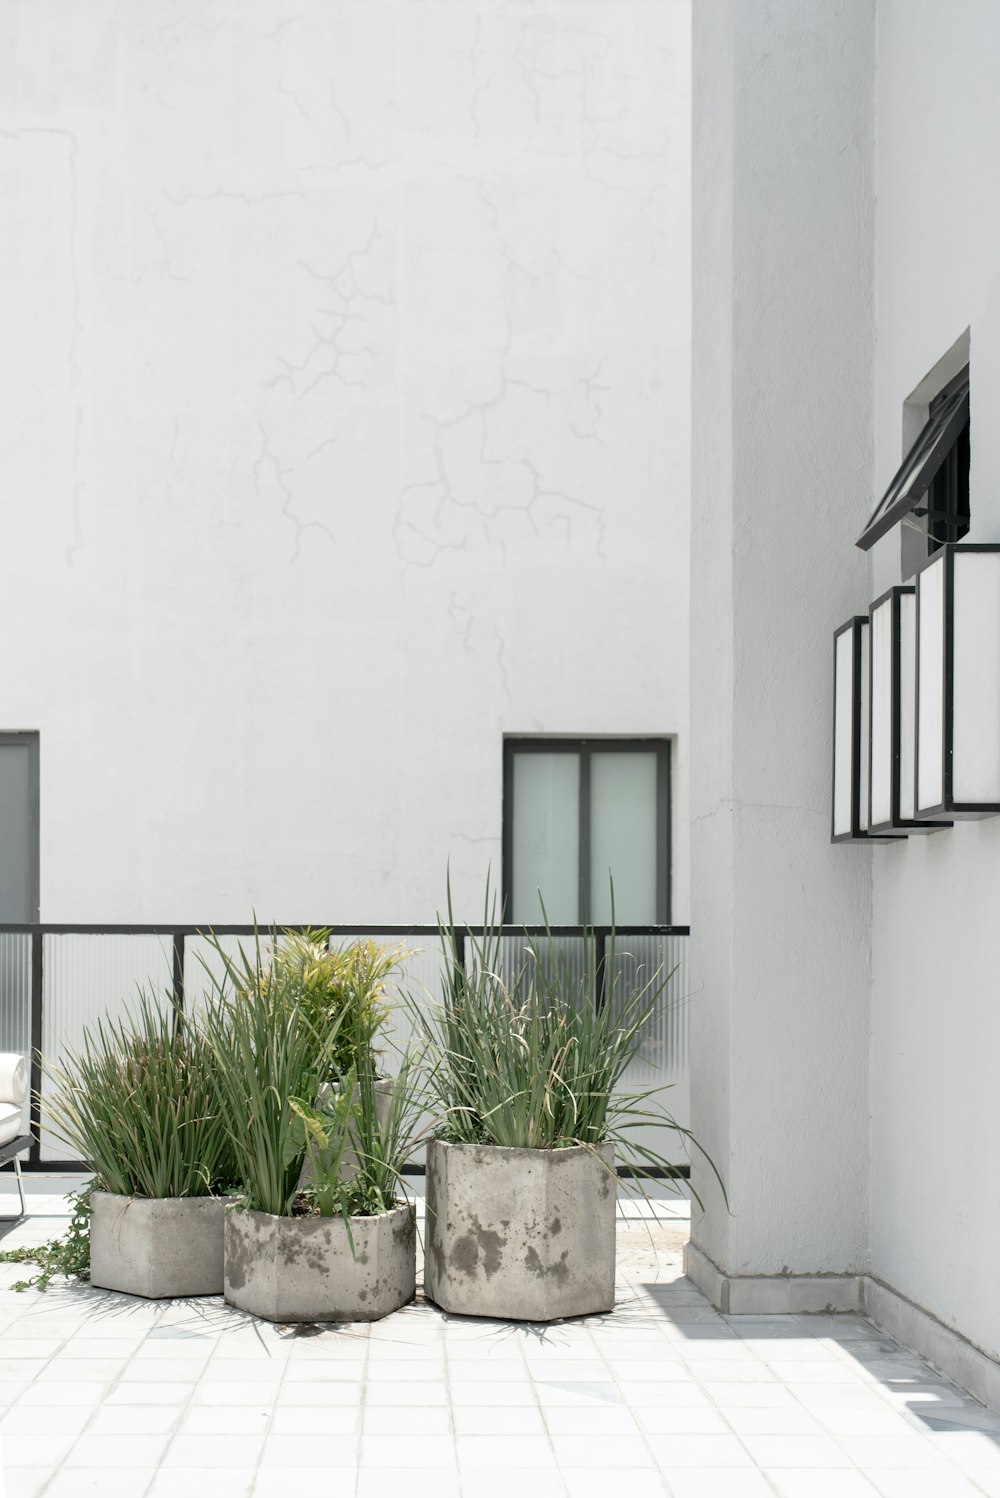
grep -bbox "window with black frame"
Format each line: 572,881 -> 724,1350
856,366 -> 970,556
924,389 -> 970,553
502,738 -> 671,925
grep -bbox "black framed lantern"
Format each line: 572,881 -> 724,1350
914,543 -> 1000,819
868,586 -> 951,836
832,616 -> 877,841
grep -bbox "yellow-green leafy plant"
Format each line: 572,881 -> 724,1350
270,930 -> 402,1082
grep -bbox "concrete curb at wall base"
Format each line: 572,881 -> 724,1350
684,1241 -> 1000,1417
683,1242 -> 863,1315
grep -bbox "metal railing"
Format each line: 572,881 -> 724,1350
0,922 -> 691,1170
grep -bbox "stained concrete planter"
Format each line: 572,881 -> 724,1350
425,1140 -> 616,1321
224,1203 -> 415,1322
90,1192 -> 225,1298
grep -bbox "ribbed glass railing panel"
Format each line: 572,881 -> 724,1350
476,930 -> 690,1168
183,933 -> 258,1019
350,935 -> 445,1062
0,933 -> 32,1137
609,932 -> 690,1167
183,932 -> 446,1046
494,933 -> 594,1004
343,934 -> 447,1168
10,923 -> 686,1171
39,935 -> 173,1160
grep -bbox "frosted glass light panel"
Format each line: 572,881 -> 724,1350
505,740 -> 671,924
831,617 -> 873,841
590,752 -> 658,924
898,590 -> 919,819
869,587 -> 950,837
510,752 -> 580,923
916,543 -> 1000,817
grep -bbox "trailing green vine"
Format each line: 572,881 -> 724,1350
0,1182 -> 93,1291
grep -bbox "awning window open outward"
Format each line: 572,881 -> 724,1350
856,375 -> 970,552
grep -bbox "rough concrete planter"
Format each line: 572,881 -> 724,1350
224,1203 -> 415,1322
90,1192 -> 225,1298
424,1140 -> 616,1321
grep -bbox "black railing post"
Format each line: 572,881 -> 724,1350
29,930 -> 43,1163
595,930 -> 608,1011
172,932 -> 185,1015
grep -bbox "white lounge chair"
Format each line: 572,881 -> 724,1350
0,1053 -> 31,1221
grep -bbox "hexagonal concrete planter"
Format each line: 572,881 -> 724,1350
89,1192 -> 225,1299
424,1139 -> 616,1321
224,1203 -> 416,1322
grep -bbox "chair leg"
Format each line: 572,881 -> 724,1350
0,1157 -> 26,1222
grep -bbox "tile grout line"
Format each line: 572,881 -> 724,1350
644,1282 -> 805,1498
349,1323 -> 369,1498
578,1307 -> 676,1494
756,1318 -> 974,1491
436,1306 -> 461,1498
247,1313 -> 306,1498
450,1313 -> 562,1498
2,1279 -> 83,1497
819,1328 -> 1000,1492
35,1294 -> 182,1498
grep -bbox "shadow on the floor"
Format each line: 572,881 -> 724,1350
639,1277 -> 1000,1449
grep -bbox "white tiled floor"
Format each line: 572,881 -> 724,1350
1,1176 -> 1000,1496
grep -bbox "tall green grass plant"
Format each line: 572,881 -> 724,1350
270,930 -> 401,1081
42,993 -> 235,1199
408,882 -> 719,1197
197,930 -> 341,1216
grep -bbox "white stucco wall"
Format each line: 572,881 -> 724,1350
0,0 -> 690,925
689,0 -> 874,1276
870,0 -> 1000,1359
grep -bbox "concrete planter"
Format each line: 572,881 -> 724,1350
89,1192 -> 225,1299
424,1139 -> 616,1322
224,1202 -> 415,1322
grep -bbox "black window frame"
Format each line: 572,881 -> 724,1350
502,736 -> 671,925
924,382 -> 970,554
856,367 -> 970,553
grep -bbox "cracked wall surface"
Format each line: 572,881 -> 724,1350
0,0 -> 690,922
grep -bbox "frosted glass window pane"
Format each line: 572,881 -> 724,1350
590,752 -> 658,924
916,556 -> 945,813
870,600 -> 893,827
899,592 -> 917,820
512,754 -> 579,922
859,620 -> 871,830
833,629 -> 854,837
953,551 -> 1000,803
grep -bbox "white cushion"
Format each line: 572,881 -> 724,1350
0,1103 -> 24,1148
0,1054 -> 27,1106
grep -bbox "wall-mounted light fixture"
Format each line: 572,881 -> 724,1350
915,543 -> 1000,819
832,616 -> 877,841
869,586 -> 951,837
